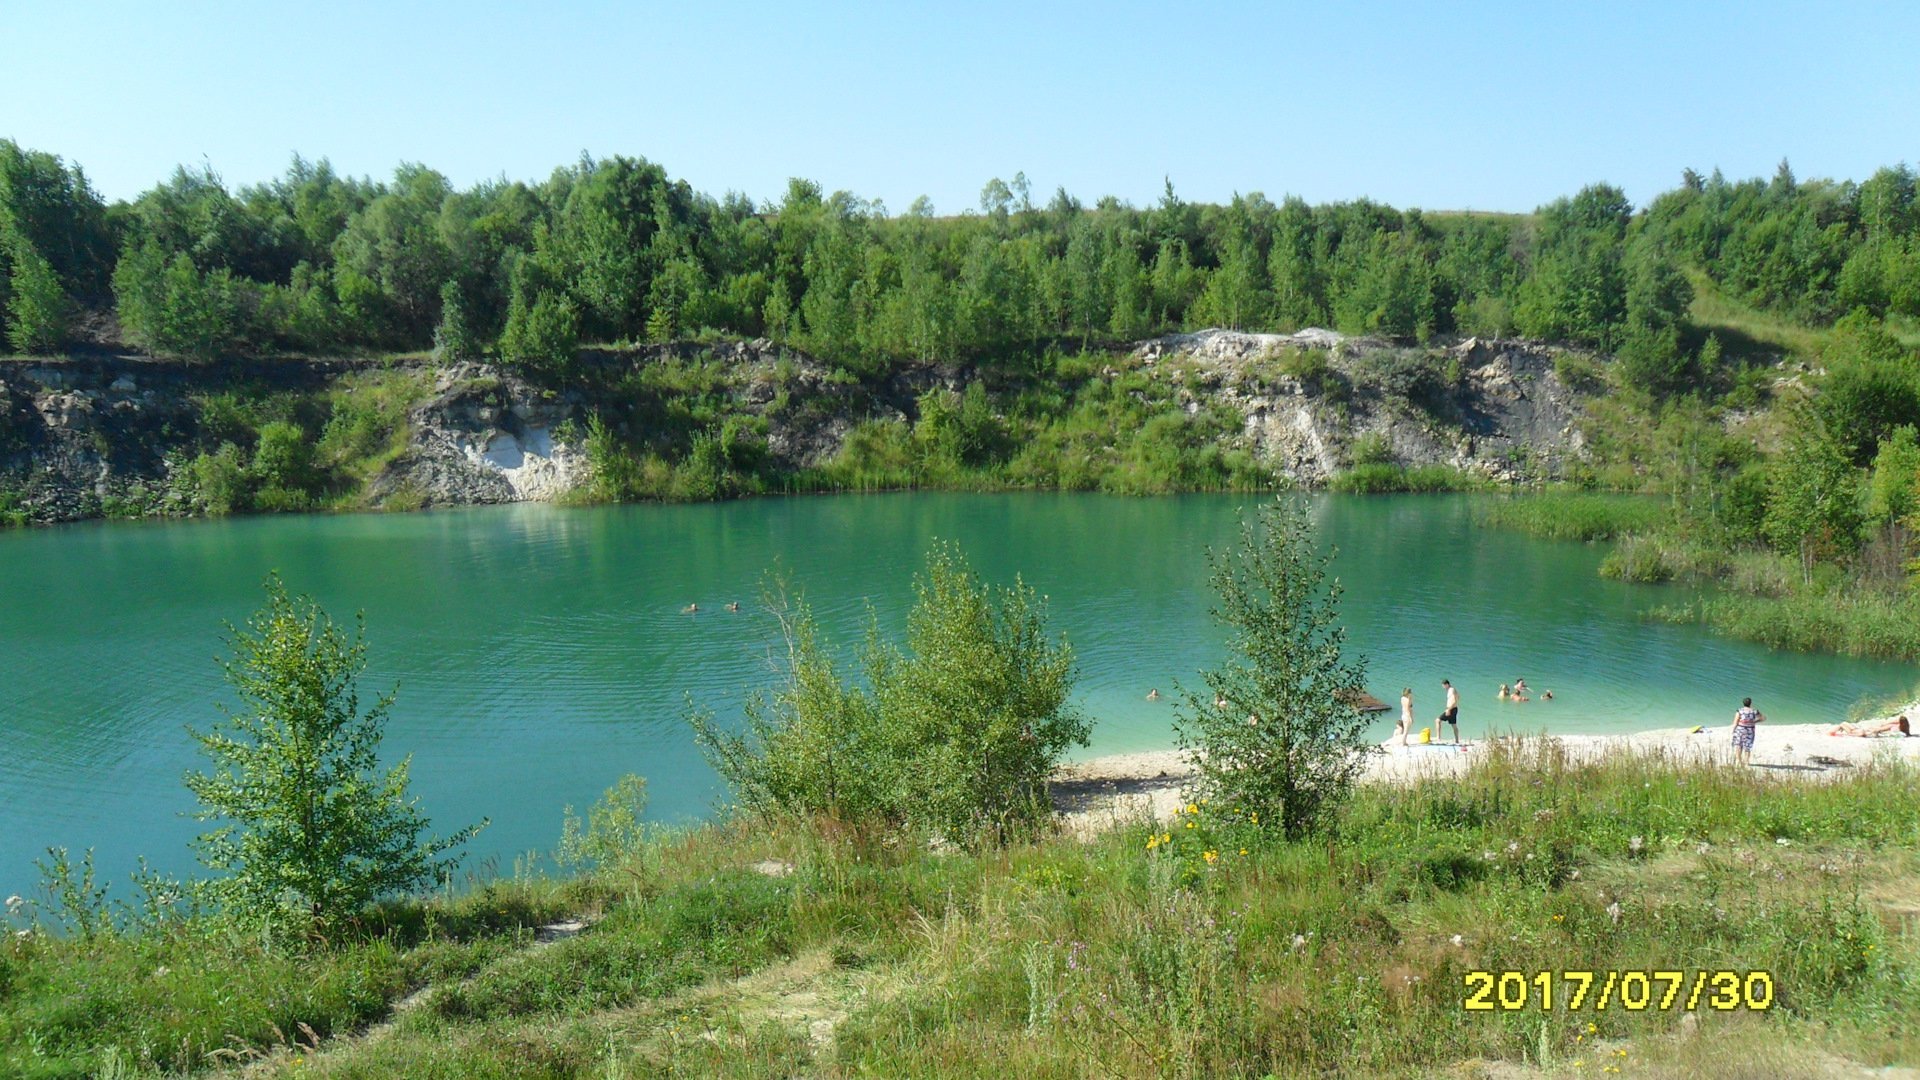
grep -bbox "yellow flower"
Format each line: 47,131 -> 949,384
1187,821 -> 1196,829
1250,813 -> 1259,825
1586,1022 -> 1598,1034
1203,850 -> 1218,864
1161,833 -> 1171,844
1186,803 -> 1198,815
1239,848 -> 1248,856
1552,914 -> 1564,922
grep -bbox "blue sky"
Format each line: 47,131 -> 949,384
5,1 -> 1918,213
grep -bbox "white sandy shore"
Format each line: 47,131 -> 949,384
1050,709 -> 1920,836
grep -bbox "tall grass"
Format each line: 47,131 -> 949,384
1648,588 -> 1920,661
1473,491 -> 1667,542
8,746 -> 1916,1077
1328,463 -> 1487,494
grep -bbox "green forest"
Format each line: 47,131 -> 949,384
4,141 -> 1917,387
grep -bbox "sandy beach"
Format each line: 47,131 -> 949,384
1050,708 -> 1920,836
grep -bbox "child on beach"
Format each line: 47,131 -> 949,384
1731,697 -> 1764,765
1394,688 -> 1414,746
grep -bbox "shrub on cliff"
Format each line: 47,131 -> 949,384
693,544 -> 1087,845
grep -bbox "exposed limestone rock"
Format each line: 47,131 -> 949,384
1,331 -> 1606,523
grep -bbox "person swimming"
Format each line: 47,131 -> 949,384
1498,684 -> 1510,701
726,601 -> 741,612
1510,678 -> 1530,703
682,603 -> 699,614
1146,688 -> 1161,701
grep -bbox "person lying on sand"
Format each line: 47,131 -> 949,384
1829,716 -> 1911,738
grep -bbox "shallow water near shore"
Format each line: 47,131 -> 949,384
1,492 -> 1911,892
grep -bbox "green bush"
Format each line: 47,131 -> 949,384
186,578 -> 483,940
693,544 -> 1088,846
179,443 -> 249,515
248,420 -> 317,509
1176,497 -> 1370,840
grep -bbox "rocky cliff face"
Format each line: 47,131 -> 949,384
1131,329 -> 1588,483
0,331 -> 1598,524
366,365 -> 590,508
0,358 -> 341,521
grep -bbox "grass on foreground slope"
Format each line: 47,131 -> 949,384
5,741 -> 1918,1079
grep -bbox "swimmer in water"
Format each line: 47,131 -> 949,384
1146,688 -> 1161,701
682,603 -> 699,614
726,601 -> 741,612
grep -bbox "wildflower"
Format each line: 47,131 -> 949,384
1628,835 -> 1644,854
1186,803 -> 1198,815
1203,850 -> 1219,864
1696,842 -> 1712,855
1186,821 -> 1196,830
1776,837 -> 1792,847
1239,848 -> 1248,856
1449,934 -> 1463,947
1161,833 -> 1171,845
1249,813 -> 1259,825
1507,841 -> 1520,854
1606,902 -> 1622,925
1291,934 -> 1307,949
1587,1022 -> 1597,1034
1481,850 -> 1495,861
1552,914 -> 1564,923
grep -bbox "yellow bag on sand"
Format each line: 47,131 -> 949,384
1419,726 -> 1432,744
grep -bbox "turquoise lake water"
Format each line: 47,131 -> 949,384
2,492 -> 1912,894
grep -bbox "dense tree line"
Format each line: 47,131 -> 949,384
3,139 -> 1916,383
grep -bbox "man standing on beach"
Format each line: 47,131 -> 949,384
1731,697 -> 1764,766
1438,679 -> 1460,744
